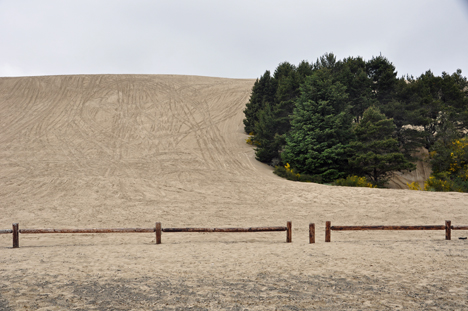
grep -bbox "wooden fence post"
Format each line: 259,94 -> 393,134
156,222 -> 162,244
325,221 -> 331,242
445,220 -> 451,240
286,221 -> 292,243
12,223 -> 19,248
309,223 -> 315,244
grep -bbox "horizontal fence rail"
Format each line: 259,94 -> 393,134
325,220 -> 463,242
2,220 -> 466,247
20,228 -> 155,234
157,222 -> 292,244
330,225 -> 446,231
452,226 -> 468,230
161,227 -> 287,232
2,222 -> 292,248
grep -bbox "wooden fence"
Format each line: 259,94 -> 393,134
1,222 -> 292,248
3,220 -> 467,247
325,220 -> 467,242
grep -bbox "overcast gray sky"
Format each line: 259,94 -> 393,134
1,0 -> 467,79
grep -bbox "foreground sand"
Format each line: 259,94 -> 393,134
0,74 -> 467,310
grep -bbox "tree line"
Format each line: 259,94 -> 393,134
243,53 -> 468,190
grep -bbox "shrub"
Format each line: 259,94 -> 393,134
274,163 -> 322,183
406,182 -> 422,190
407,177 -> 467,192
245,132 -> 259,146
333,175 -> 377,188
423,176 -> 457,192
427,137 -> 468,192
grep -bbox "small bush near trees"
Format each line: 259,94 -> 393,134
245,132 -> 259,145
406,138 -> 468,192
422,176 -> 459,192
333,176 -> 377,188
427,137 -> 468,192
274,164 -> 322,183
406,181 -> 422,190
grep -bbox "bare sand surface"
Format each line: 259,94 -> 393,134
1,74 -> 467,310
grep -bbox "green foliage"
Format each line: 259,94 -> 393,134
245,132 -> 258,146
282,69 -> 353,182
250,61 -> 316,165
427,137 -> 468,192
348,106 -> 415,186
423,176 -> 459,192
406,138 -> 468,192
254,103 -> 285,163
243,70 -> 276,134
314,52 -> 338,70
406,178 -> 459,192
333,175 -> 377,188
243,53 -> 468,187
431,138 -> 468,177
366,55 -> 398,106
273,163 -> 322,183
335,56 -> 376,123
395,69 -> 468,151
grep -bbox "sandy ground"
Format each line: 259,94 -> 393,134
0,74 -> 467,310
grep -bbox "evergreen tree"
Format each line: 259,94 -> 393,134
296,60 -> 314,79
254,102 -> 285,163
243,70 -> 276,134
244,54 -> 468,186
439,69 -> 468,134
314,52 -> 338,70
253,61 -> 312,164
282,69 -> 353,182
366,56 -> 398,106
369,78 -> 425,160
336,56 -> 377,123
399,69 -> 468,151
348,106 -> 415,186
404,71 -> 443,149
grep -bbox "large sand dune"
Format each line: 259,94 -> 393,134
1,75 -> 467,310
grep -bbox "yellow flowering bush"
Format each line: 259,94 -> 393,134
427,137 -> 468,192
423,176 -> 462,192
406,182 -> 422,191
284,163 -> 300,178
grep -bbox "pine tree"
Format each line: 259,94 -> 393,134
243,70 -> 276,134
253,62 -> 311,164
254,102 -> 284,163
348,106 -> 415,186
314,52 -> 338,70
366,56 -> 398,106
282,69 -> 353,182
336,56 -> 377,123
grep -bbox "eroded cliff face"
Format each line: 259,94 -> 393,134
388,148 -> 432,189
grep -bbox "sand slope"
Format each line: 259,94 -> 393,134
1,75 -> 467,310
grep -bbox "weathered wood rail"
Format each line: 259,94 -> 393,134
2,222 -> 292,248
158,222 -> 292,244
452,225 -> 468,230
325,220 -> 464,242
20,228 -> 155,234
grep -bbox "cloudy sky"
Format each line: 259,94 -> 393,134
1,0 -> 467,79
